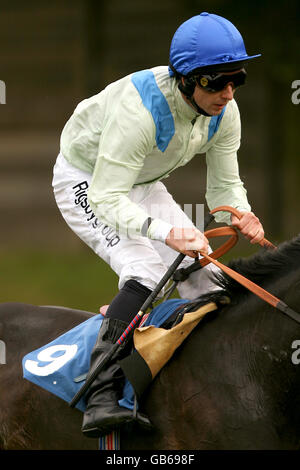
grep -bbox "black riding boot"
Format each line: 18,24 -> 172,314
82,316 -> 152,438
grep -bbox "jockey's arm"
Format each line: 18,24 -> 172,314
86,94 -> 209,257
204,99 -> 264,243
231,211 -> 265,244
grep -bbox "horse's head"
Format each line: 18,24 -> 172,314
213,234 -> 300,314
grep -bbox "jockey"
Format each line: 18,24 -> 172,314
52,12 -> 265,438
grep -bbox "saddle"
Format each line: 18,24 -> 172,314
119,292 -> 229,400
22,296 -> 220,413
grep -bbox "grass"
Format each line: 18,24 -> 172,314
0,238 -> 259,313
0,247 -> 119,313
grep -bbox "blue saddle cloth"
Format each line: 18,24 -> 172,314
22,299 -> 187,412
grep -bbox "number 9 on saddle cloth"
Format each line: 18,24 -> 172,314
22,295 -> 221,411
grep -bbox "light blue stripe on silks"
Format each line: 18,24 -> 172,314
208,106 -> 226,141
131,70 -> 175,152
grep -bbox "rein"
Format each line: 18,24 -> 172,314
199,206 -> 300,324
69,205 -> 300,409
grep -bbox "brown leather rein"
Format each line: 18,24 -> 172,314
200,206 -> 300,324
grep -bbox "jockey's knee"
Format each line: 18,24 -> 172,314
105,279 -> 151,324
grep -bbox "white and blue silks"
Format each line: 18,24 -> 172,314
59,65 -> 251,237
22,299 -> 187,412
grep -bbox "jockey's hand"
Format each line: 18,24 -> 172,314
166,227 -> 209,258
231,211 -> 265,244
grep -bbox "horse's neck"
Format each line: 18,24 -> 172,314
220,296 -> 300,415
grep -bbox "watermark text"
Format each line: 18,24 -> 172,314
0,340 -> 6,364
0,80 -> 6,104
291,340 -> 300,364
291,80 -> 300,105
72,181 -> 207,240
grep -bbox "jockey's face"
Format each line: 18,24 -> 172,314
181,70 -> 242,116
193,81 -> 236,115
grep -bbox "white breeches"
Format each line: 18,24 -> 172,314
52,153 -> 221,299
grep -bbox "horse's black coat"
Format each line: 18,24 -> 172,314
0,304 -> 98,450
1,235 -> 300,449
215,234 -> 300,301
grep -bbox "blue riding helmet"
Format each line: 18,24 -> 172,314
169,12 -> 261,77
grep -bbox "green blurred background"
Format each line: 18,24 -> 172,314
0,0 -> 299,312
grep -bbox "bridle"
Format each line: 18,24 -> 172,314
69,205 -> 300,409
168,205 -> 300,324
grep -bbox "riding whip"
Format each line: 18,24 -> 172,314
69,212 -> 213,408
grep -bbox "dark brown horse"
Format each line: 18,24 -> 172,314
1,235 -> 300,450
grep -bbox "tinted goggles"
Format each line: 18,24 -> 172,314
195,69 -> 247,92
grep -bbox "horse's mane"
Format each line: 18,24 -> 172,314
208,234 -> 300,303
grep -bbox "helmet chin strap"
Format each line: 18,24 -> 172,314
178,76 -> 212,117
188,96 -> 212,117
